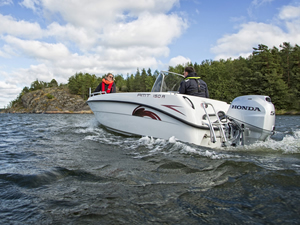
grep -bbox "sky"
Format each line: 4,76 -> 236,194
1,0 -> 300,108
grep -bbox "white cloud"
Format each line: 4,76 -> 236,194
19,0 -> 39,11
211,4 -> 300,60
47,22 -> 98,51
250,0 -> 274,7
4,36 -> 71,60
102,12 -> 187,48
168,55 -> 190,67
279,5 -> 300,20
0,14 -> 43,39
0,0 -> 13,6
5,64 -> 54,85
41,0 -> 179,28
0,48 -> 10,58
0,80 -> 17,89
0,81 -> 22,108
211,22 -> 286,59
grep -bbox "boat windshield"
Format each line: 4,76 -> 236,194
151,71 -> 184,92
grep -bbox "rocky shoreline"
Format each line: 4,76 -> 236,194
1,87 -> 93,114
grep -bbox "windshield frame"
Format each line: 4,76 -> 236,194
151,71 -> 184,93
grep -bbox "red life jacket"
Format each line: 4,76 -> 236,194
102,82 -> 113,93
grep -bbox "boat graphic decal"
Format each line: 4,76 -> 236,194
162,105 -> 185,116
132,106 -> 161,120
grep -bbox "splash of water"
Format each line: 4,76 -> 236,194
82,117 -> 300,158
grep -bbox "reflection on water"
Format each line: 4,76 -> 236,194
0,114 -> 299,224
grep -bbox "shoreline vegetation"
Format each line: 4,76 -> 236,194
3,42 -> 300,114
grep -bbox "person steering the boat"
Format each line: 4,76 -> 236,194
94,73 -> 116,94
179,66 -> 209,98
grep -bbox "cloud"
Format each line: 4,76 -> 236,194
168,55 -> 190,67
0,80 -> 17,89
102,12 -> 187,48
279,5 -> 300,20
47,22 -> 99,51
5,64 -> 55,86
0,81 -> 22,108
211,5 -> 300,60
0,48 -> 10,58
250,0 -> 274,7
0,0 -> 13,6
41,0 -> 180,28
4,36 -> 71,60
19,0 -> 39,11
0,14 -> 43,39
211,22 -> 286,59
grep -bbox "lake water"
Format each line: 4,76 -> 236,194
0,113 -> 299,224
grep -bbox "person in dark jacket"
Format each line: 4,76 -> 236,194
94,73 -> 116,94
179,66 -> 209,98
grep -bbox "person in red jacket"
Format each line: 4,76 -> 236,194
94,73 -> 116,94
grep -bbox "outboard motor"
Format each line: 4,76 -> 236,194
226,95 -> 275,145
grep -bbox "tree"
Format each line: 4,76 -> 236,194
280,42 -> 292,87
140,68 -> 147,91
133,68 -> 141,92
126,74 -> 135,92
48,79 -> 58,88
114,74 -> 126,92
250,44 -> 288,109
68,72 -> 99,99
289,44 -> 300,109
30,79 -> 44,91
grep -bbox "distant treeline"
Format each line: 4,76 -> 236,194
7,42 -> 300,111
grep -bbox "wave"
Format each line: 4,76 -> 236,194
80,117 -> 300,158
241,129 -> 300,154
0,167 -> 110,189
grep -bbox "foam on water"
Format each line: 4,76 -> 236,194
83,126 -> 237,160
241,129 -> 300,154
81,116 -> 300,160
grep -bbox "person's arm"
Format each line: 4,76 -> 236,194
206,87 -> 209,98
178,81 -> 185,94
112,83 -> 116,93
94,83 -> 102,92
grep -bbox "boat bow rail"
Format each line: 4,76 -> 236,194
89,87 -> 108,97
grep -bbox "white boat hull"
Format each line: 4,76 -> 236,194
88,92 -> 230,148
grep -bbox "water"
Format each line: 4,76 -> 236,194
0,114 -> 299,224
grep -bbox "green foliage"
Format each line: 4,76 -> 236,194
48,79 -> 58,87
46,93 -> 54,99
30,79 -> 44,91
68,72 -> 100,100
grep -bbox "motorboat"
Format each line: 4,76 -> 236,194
87,71 -> 275,148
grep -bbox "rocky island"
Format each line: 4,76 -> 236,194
2,87 -> 92,114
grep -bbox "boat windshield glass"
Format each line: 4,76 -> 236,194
151,71 -> 184,92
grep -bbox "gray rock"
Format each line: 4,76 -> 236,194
3,87 -> 92,114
